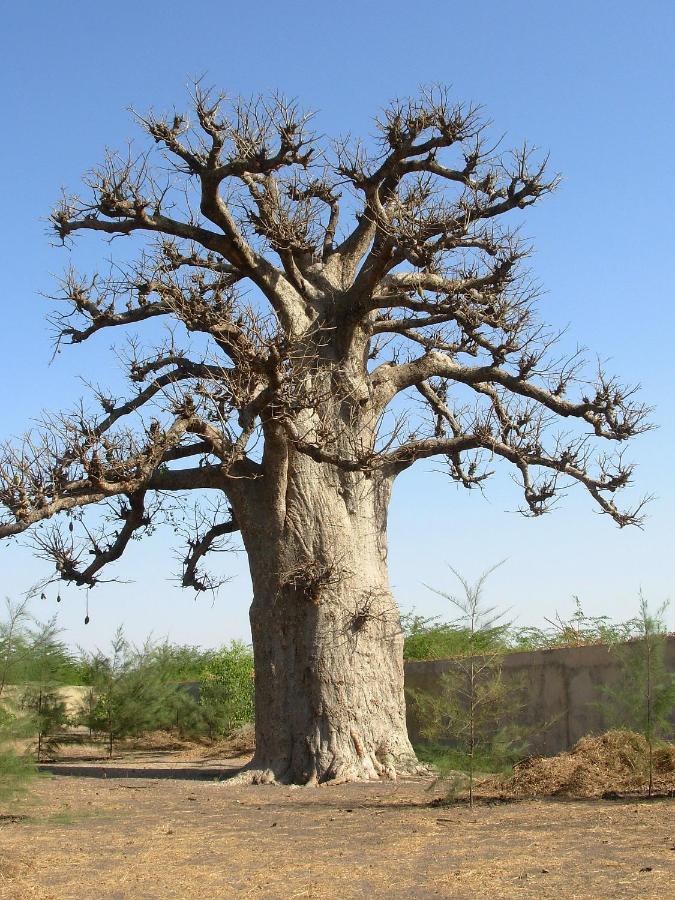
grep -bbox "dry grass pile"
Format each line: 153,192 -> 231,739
196,723 -> 255,760
119,730 -> 203,752
505,730 -> 675,798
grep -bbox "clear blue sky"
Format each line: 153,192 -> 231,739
0,1 -> 673,649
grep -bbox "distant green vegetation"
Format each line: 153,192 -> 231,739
0,599 -> 85,688
145,642 -> 219,683
0,703 -> 37,801
510,597 -> 646,651
199,641 -> 255,739
403,596 -> 657,660
1,600 -> 40,799
402,613 -> 510,660
76,634 -> 256,752
1,599 -> 256,780
2,589 -> 672,805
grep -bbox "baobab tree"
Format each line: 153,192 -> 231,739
0,86 -> 648,784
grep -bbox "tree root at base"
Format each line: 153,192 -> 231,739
223,754 -> 429,787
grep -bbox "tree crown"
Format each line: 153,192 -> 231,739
0,85 -> 649,591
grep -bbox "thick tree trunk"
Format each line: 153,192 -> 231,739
233,447 -> 418,784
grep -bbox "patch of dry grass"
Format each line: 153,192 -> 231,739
190,722 -> 256,760
120,730 -> 205,753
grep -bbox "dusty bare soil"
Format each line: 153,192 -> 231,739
0,749 -> 673,899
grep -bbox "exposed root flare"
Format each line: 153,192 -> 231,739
225,767 -> 279,786
222,750 -> 425,787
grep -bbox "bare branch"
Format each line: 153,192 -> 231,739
31,491 -> 150,587
372,352 -> 650,443
0,84 -> 648,592
179,507 -> 239,592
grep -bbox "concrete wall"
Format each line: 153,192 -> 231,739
404,636 -> 675,756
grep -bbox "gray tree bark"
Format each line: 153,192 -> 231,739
231,446 -> 417,784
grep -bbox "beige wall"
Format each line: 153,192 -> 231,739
404,636 -> 675,755
1,684 -> 90,718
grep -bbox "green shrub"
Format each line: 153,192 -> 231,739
0,703 -> 37,803
79,628 -> 182,756
20,686 -> 68,762
599,595 -> 675,796
146,641 -> 218,683
403,613 -> 510,660
404,596 -> 651,659
1,598 -> 84,690
163,684 -> 208,740
18,615 -> 74,760
199,641 -> 254,738
511,597 -> 641,650
406,564 -> 530,805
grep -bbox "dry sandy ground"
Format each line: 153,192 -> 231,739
0,756 -> 673,899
